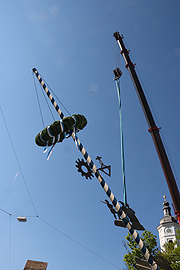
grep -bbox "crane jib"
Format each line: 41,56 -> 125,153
113,31 -> 180,224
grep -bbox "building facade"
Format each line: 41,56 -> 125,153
157,196 -> 180,251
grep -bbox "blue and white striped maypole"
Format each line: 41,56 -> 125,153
32,68 -> 159,270
32,68 -> 65,120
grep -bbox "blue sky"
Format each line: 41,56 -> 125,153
0,1 -> 180,269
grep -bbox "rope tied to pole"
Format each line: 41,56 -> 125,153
116,78 -> 127,206
113,68 -> 127,207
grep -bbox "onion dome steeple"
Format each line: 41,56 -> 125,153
160,195 -> 176,224
157,195 -> 180,250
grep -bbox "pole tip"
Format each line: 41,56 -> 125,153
113,31 -> 122,40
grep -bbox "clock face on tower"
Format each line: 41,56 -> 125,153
164,227 -> 172,234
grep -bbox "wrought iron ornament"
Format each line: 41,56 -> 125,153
96,156 -> 111,177
101,199 -> 145,231
75,158 -> 94,180
75,156 -> 111,180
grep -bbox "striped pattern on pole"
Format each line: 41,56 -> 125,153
32,68 -> 159,270
32,68 -> 65,120
72,134 -> 158,270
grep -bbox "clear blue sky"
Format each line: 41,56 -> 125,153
0,1 -> 180,269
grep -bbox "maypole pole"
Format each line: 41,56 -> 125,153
32,68 -> 160,270
113,32 -> 180,224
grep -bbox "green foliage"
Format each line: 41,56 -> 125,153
123,229 -> 180,270
123,230 -> 158,270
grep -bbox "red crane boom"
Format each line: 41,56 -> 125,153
113,32 -> 180,224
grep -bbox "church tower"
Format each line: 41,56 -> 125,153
157,195 -> 180,250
